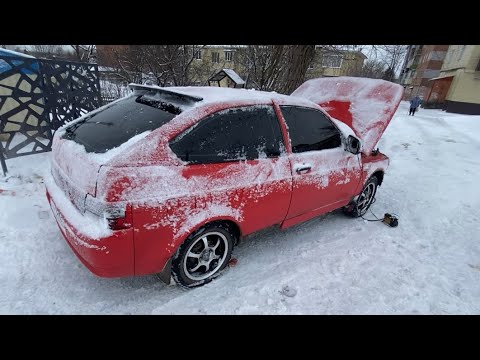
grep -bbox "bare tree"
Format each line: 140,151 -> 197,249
70,45 -> 96,63
357,59 -> 387,79
236,45 -> 315,94
108,45 -> 148,84
278,45 -> 316,94
359,45 -> 407,81
29,45 -> 65,59
105,45 -> 209,87
237,45 -> 285,91
378,45 -> 407,81
143,45 -> 207,86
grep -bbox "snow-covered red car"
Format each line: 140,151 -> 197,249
45,77 -> 403,287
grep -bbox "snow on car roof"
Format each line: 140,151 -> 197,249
128,83 -> 318,109
157,85 -> 315,108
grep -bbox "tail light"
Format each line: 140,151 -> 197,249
85,194 -> 133,231
104,205 -> 133,230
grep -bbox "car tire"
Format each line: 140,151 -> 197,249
172,223 -> 235,288
343,176 -> 378,218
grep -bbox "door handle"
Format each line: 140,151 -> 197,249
294,163 -> 312,174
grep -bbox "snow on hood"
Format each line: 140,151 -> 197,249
292,77 -> 404,154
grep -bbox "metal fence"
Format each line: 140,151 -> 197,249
0,55 -> 102,175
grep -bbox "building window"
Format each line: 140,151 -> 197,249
423,69 -> 440,79
224,51 -> 234,62
428,51 -> 446,61
194,49 -> 202,60
322,54 -> 343,68
212,52 -> 220,63
308,62 -> 315,70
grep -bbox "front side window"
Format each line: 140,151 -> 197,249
170,106 -> 284,164
280,106 -> 341,153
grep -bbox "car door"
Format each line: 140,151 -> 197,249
169,104 -> 292,235
279,105 -> 362,221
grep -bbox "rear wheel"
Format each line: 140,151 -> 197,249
172,223 -> 235,288
344,176 -> 378,217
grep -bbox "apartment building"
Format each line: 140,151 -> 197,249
426,45 -> 480,114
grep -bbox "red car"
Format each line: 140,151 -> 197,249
45,77 -> 403,287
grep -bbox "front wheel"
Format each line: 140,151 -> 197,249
344,176 -> 378,217
172,223 -> 234,288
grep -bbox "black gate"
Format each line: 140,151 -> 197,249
0,55 -> 102,175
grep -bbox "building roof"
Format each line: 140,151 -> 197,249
322,49 -> 367,59
428,74 -> 454,81
208,68 -> 245,85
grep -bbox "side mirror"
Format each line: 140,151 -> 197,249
346,135 -> 361,155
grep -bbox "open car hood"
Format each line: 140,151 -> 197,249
292,77 -> 404,154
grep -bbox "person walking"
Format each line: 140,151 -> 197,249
409,96 -> 421,116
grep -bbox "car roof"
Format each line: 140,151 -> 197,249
141,85 -> 317,108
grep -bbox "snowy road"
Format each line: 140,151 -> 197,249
1,101 -> 480,314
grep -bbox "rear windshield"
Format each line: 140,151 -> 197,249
62,95 -> 182,153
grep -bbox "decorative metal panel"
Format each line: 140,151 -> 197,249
0,55 -> 102,175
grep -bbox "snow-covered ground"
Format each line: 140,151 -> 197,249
1,101 -> 480,314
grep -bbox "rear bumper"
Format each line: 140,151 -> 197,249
46,189 -> 135,278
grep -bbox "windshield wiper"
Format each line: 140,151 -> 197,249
63,116 -> 93,138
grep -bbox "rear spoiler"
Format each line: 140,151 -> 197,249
128,83 -> 204,103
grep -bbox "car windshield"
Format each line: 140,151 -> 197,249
63,95 -> 184,153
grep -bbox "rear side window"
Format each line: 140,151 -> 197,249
170,105 -> 284,164
63,95 -> 182,153
280,105 -> 341,153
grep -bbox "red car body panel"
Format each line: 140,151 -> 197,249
46,78 -> 402,278
46,189 -> 135,277
361,152 -> 390,183
129,158 -> 292,276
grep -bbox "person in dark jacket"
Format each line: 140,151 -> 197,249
409,96 -> 421,116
